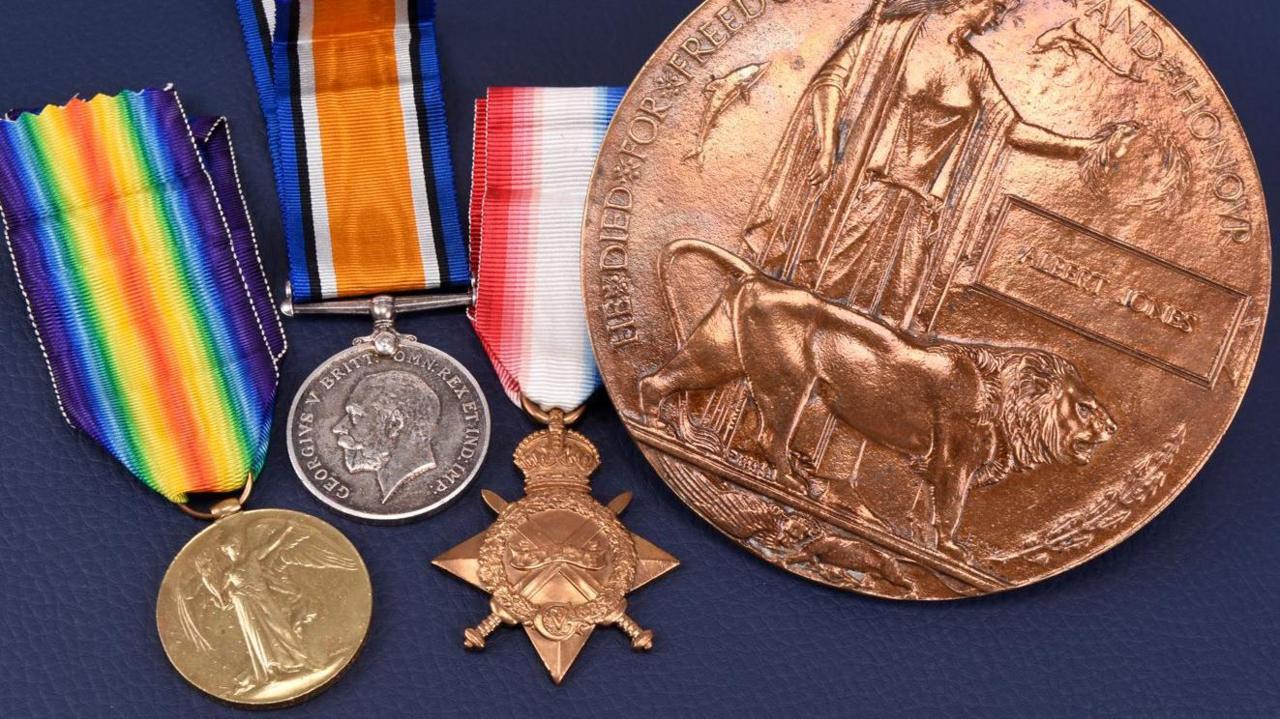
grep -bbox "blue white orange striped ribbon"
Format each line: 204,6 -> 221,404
470,87 -> 623,412
236,0 -> 468,303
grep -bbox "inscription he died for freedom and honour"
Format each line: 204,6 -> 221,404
288,341 -> 490,523
583,0 -> 1269,599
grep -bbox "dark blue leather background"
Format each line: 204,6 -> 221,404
0,1 -> 1276,716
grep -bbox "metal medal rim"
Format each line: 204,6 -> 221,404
578,0 -> 1272,599
286,339 -> 492,524
155,508 -> 373,708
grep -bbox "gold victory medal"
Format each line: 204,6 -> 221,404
157,505 -> 372,707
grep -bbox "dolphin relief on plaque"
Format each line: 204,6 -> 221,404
584,0 -> 1268,599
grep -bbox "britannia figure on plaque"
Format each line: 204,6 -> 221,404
745,0 -> 1138,334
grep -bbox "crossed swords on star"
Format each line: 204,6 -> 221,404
509,514 -> 609,602
465,492 -> 654,651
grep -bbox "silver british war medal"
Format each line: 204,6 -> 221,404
236,0 -> 491,523
286,294 -> 490,523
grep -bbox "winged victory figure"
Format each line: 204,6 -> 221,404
172,518 -> 361,695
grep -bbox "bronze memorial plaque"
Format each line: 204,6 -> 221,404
583,0 -> 1270,599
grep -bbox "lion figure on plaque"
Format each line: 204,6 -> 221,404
637,240 -> 1118,559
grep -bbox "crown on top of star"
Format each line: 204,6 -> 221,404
513,427 -> 601,493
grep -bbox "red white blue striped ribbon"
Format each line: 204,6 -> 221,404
470,87 -> 623,412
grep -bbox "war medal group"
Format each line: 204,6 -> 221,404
0,0 -> 1268,707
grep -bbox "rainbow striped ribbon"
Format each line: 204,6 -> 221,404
0,89 -> 285,503
470,87 -> 623,412
236,0 -> 468,303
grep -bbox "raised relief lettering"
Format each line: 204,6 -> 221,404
976,197 -> 1248,385
1086,0 -> 1255,242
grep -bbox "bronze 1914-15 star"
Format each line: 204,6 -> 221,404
434,406 -> 679,683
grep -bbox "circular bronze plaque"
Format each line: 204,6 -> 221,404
583,0 -> 1269,599
157,509 -> 372,706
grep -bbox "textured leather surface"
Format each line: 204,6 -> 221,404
0,1 -> 1277,716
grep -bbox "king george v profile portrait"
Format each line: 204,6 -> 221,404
331,370 -> 442,503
